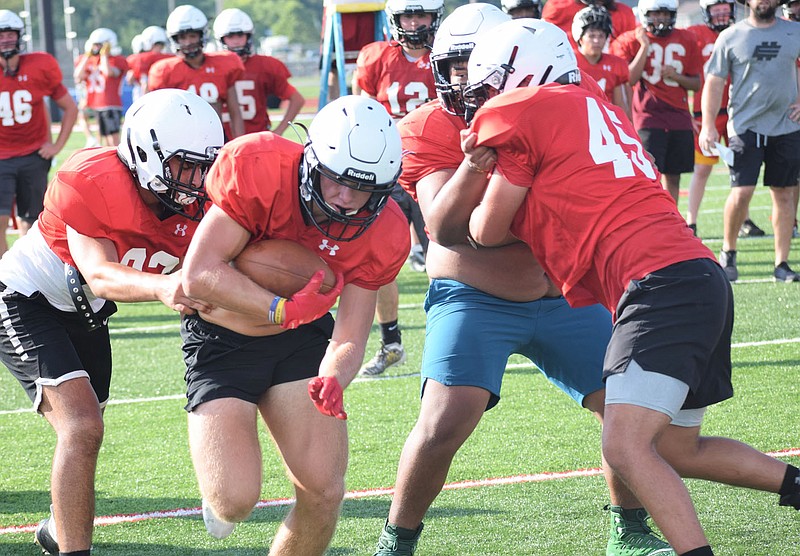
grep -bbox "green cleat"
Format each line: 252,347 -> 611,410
606,505 -> 676,556
373,520 -> 423,556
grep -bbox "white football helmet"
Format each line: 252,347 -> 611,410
0,10 -> 24,59
88,27 -> 118,48
141,26 -> 169,51
131,34 -> 145,54
638,0 -> 678,36
500,0 -> 542,18
386,0 -> 444,48
213,8 -> 254,57
785,0 -> 800,21
300,96 -> 402,242
466,19 -> 579,120
431,3 -> 510,117
698,0 -> 735,31
166,4 -> 208,58
572,5 -> 613,44
118,89 -> 223,221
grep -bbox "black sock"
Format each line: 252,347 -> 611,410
60,551 -> 91,556
778,464 -> 800,496
380,320 -> 401,346
681,546 -> 714,556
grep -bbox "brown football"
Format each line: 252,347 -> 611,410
233,239 -> 336,298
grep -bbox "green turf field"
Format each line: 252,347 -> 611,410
0,119 -> 798,555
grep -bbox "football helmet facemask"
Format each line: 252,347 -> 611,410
638,0 -> 678,36
785,0 -> 800,20
167,4 -> 208,59
299,96 -> 402,242
386,0 -> 444,48
699,0 -> 735,31
0,10 -> 24,60
500,0 -> 542,18
213,8 -> 254,57
465,19 -> 580,121
117,89 -> 223,221
572,5 -> 613,44
431,3 -> 510,118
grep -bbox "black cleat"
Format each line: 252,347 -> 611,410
34,516 -> 59,555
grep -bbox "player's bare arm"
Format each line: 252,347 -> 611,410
66,226 -> 210,314
38,92 -> 78,160
468,172 -> 528,247
699,73 -> 725,152
226,84 -> 245,138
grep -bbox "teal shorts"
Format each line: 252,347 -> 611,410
421,279 -> 611,410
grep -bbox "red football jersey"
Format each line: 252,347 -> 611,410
397,100 -> 466,202
38,148 -> 199,272
74,53 -> 128,110
0,52 -> 68,159
470,85 -> 713,316
576,52 -> 630,100
543,0 -> 637,47
321,8 -> 379,63
127,50 -> 173,83
687,24 -> 729,116
611,28 -> 702,128
355,41 -> 435,118
205,133 -> 409,290
148,52 -> 244,105
223,54 -> 299,136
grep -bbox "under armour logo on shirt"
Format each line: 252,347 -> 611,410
752,41 -> 781,61
174,224 -> 188,236
319,239 -> 339,256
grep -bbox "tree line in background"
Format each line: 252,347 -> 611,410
3,0 -> 489,56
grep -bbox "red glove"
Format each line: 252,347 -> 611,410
276,271 -> 343,330
308,376 -> 347,420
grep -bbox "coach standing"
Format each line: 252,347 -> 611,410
700,0 -> 800,282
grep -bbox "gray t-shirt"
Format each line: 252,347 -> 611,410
707,18 -> 800,137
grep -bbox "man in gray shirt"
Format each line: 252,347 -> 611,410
700,0 -> 800,282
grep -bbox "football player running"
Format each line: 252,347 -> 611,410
149,4 -> 246,140
179,95 -> 409,555
372,7 -> 673,556
462,19 -> 800,556
0,89 -> 222,556
0,10 -> 77,256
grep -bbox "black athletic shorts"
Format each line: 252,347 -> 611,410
0,284 -> 116,411
603,258 -> 734,410
0,152 -> 50,221
97,108 -> 123,137
729,129 -> 800,188
637,128 -> 694,175
181,312 -> 335,411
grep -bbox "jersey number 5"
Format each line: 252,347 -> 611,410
586,97 -> 656,180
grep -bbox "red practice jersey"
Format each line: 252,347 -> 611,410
224,54 -> 299,135
74,53 -> 128,110
205,133 -> 409,290
0,52 -> 68,159
576,51 -> 630,100
148,52 -> 244,106
543,0 -> 637,47
687,24 -> 729,117
127,50 -> 173,86
356,41 -> 435,118
321,8 -> 379,63
38,148 -> 199,272
397,100 -> 466,202
611,28 -> 702,129
470,85 -> 713,316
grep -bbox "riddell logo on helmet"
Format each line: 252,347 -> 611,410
344,168 -> 376,183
